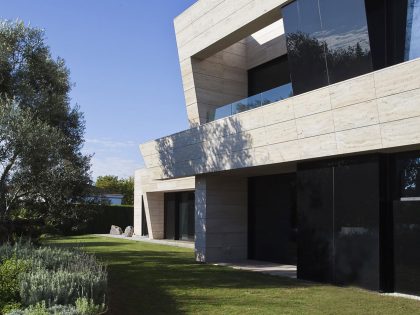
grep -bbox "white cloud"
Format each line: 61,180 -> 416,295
82,137 -> 144,180
85,138 -> 137,149
89,156 -> 142,180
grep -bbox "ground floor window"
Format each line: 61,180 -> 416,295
164,191 -> 195,241
141,196 -> 148,236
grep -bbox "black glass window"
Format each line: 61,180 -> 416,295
365,0 -> 408,70
405,0 -> 420,60
164,193 -> 177,239
396,154 -> 420,199
164,191 -> 195,241
297,165 -> 334,282
248,55 -> 291,96
141,196 -> 148,236
282,0 -> 373,95
297,156 -> 381,290
393,152 -> 420,296
333,159 -> 380,290
248,174 -> 297,264
282,0 -> 329,94
319,0 -> 373,84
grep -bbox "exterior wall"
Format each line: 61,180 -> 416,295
175,0 -> 285,125
141,58 -> 420,180
133,171 -> 143,236
195,174 -> 248,262
246,23 -> 287,69
144,192 -> 165,239
182,41 -> 248,125
133,168 -> 195,238
174,0 -> 285,61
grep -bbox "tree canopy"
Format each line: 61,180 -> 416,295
95,176 -> 134,205
0,20 -> 92,230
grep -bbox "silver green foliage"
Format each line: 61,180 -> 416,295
0,241 -> 107,314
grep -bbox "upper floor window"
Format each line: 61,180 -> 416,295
282,0 -> 372,95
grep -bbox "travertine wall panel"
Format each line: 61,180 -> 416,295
296,111 -> 335,139
195,175 -> 247,262
246,33 -> 287,69
374,59 -> 420,98
144,192 -> 164,239
336,125 -> 382,154
381,116 -> 420,147
333,100 -> 379,131
329,74 -> 376,108
133,169 -> 143,236
292,87 -> 331,118
141,58 -> 420,180
377,89 -> 420,123
176,0 -> 287,125
133,168 -> 195,238
183,41 -> 248,125
176,0 -> 284,61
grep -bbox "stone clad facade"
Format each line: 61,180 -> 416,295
135,0 -> 420,296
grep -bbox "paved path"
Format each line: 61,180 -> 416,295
96,234 -> 195,249
214,261 -> 297,279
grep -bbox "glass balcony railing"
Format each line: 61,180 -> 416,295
207,83 -> 294,122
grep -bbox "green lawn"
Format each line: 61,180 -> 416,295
45,235 -> 420,315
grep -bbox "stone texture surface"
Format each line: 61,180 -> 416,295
133,168 -> 195,238
123,226 -> 134,237
141,58 -> 420,180
195,174 -> 248,263
110,225 -> 123,235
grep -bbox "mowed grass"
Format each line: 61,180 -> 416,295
45,235 -> 420,315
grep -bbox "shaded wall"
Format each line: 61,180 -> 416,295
248,173 -> 297,264
195,175 -> 248,262
297,155 -> 381,291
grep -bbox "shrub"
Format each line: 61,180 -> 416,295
6,301 -> 77,315
0,241 -> 107,314
20,268 -> 106,307
74,298 -> 105,315
0,257 -> 31,312
6,298 -> 105,315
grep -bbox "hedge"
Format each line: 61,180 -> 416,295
80,205 -> 133,234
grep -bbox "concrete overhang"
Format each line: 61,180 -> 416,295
141,58 -> 420,180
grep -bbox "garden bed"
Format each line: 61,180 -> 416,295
0,241 -> 107,315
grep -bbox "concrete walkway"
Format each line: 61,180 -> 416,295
214,260 -> 297,278
98,235 -> 297,278
96,234 -> 195,249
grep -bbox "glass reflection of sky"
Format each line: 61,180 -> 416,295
318,0 -> 371,52
406,0 -> 420,60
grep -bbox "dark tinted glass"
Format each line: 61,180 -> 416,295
248,55 -> 291,96
365,0 -> 408,69
165,191 -> 195,241
297,156 -> 381,289
393,201 -> 420,296
333,159 -> 380,290
248,174 -> 297,264
141,196 -> 149,236
319,0 -> 372,84
393,152 -> 420,295
297,165 -> 334,282
406,0 -> 420,60
396,155 -> 420,199
164,193 -> 176,239
179,191 -> 195,241
283,0 -> 373,94
283,0 -> 329,94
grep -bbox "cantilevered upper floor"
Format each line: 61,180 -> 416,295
140,0 -> 420,180
175,0 -> 420,126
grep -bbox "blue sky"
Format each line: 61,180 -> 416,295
0,0 -> 197,180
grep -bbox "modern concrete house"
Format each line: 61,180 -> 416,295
134,0 -> 420,296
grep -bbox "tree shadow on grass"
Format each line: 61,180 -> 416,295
48,236 -> 321,315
